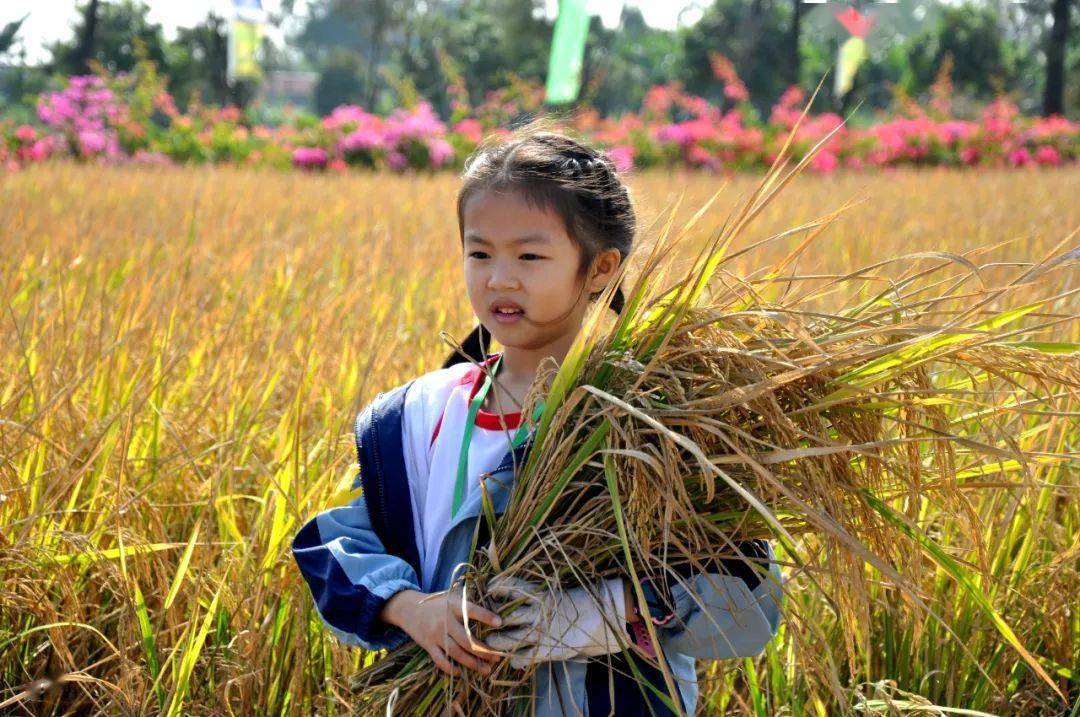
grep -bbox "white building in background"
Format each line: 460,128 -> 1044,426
261,70 -> 317,108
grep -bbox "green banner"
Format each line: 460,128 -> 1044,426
545,0 -> 590,105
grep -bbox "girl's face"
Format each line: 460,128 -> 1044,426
462,188 -> 620,353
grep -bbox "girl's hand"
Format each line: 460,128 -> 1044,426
381,589 -> 504,676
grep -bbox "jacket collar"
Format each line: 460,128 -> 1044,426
356,381 -> 532,577
355,380 -> 423,578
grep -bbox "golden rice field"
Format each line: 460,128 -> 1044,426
1,164 -> 1077,715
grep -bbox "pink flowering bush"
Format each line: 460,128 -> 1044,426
277,99 -> 454,172
2,66 -> 1076,175
292,146 -> 328,170
36,75 -> 124,161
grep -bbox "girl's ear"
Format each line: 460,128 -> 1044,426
586,248 -> 622,296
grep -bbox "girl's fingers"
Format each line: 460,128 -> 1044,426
449,622 -> 500,663
449,597 -> 502,628
445,638 -> 491,674
456,600 -> 504,629
428,645 -> 459,677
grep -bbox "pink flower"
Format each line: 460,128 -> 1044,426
427,138 -> 455,167
27,138 -> 53,161
292,146 -> 328,169
643,84 -> 676,117
735,127 -> 764,153
867,148 -> 890,166
776,85 -> 805,107
1029,116 -> 1075,140
384,101 -> 447,145
935,121 -> 976,144
1007,147 -> 1032,167
723,81 -> 749,103
386,150 -> 408,171
655,123 -> 690,145
14,125 -> 36,143
959,147 -> 980,165
218,106 -> 242,123
811,150 -> 839,173
605,145 -> 635,173
77,130 -> 108,156
328,157 -> 348,173
324,105 -> 369,130
154,90 -> 178,117
340,128 -> 384,154
1034,145 -> 1062,166
452,118 -> 483,144
686,144 -> 720,171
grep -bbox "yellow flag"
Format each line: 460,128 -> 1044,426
835,36 -> 867,98
228,19 -> 264,82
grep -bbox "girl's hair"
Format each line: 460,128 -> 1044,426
442,119 -> 637,369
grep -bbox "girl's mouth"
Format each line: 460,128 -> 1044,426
492,307 -> 525,324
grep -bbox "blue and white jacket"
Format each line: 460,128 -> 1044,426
292,379 -> 783,716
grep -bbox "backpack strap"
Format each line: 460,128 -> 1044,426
354,379 -> 422,579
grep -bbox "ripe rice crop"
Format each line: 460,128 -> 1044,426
0,162 -> 1077,715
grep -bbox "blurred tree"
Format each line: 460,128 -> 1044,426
904,3 -> 1017,100
49,0 -> 169,76
313,50 -> 365,114
0,14 -> 48,120
1042,0 -> 1073,116
298,0 -> 553,115
168,13 -> 263,110
788,0 -> 802,88
399,0 -> 552,112
580,5 -> 684,116
169,14 -> 230,107
71,0 -> 99,74
0,15 -> 27,57
295,0 -> 414,110
680,0 -> 795,116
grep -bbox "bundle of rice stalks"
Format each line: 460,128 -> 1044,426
354,96 -> 1079,715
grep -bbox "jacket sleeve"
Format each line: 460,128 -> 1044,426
651,540 -> 783,660
292,493 -> 421,652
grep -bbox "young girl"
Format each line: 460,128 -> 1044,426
292,125 -> 782,715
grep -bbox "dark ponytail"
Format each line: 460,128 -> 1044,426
608,283 -> 626,315
442,119 -> 636,369
441,323 -> 493,369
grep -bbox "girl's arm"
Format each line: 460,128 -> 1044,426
292,386 -> 428,653
639,540 -> 783,660
291,492 -> 422,652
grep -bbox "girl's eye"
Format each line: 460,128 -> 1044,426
520,254 -> 545,261
468,251 -> 489,259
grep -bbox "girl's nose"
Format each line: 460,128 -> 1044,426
487,262 -> 520,290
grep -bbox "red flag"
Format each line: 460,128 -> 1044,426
834,6 -> 874,38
